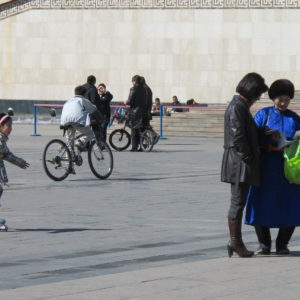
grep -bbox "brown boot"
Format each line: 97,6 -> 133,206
227,218 -> 254,258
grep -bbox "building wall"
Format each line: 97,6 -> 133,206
1,7 -> 300,103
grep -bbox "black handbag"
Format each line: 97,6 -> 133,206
128,107 -> 143,129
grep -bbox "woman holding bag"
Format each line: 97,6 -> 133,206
245,79 -> 300,255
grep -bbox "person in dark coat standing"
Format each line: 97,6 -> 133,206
97,83 -> 113,142
82,75 -> 103,140
126,75 -> 147,151
221,72 -> 268,258
140,76 -> 152,127
83,75 -> 101,107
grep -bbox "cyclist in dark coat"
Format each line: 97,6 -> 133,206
221,72 -> 268,258
126,75 -> 147,151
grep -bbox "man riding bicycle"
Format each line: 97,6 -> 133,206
60,85 -> 103,173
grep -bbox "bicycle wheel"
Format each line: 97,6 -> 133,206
43,139 -> 71,181
109,129 -> 131,151
88,140 -> 113,179
140,129 -> 154,152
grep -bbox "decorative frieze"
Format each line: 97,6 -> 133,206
1,0 -> 300,20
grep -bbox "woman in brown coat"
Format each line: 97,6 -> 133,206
221,73 -> 268,257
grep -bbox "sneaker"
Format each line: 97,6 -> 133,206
75,139 -> 88,152
255,243 -> 271,255
0,224 -> 8,232
69,165 -> 76,175
0,218 -> 6,225
276,246 -> 290,255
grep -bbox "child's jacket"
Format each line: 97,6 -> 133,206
0,133 -> 26,184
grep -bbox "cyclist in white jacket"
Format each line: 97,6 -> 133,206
61,86 -> 102,163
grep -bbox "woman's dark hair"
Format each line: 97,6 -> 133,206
236,72 -> 268,101
98,83 -> 106,89
74,85 -> 86,96
187,99 -> 196,105
0,113 -> 12,125
268,79 -> 295,100
140,76 -> 146,86
132,75 -> 142,86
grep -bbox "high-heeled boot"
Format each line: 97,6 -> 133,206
227,217 -> 254,258
255,226 -> 271,255
276,227 -> 295,255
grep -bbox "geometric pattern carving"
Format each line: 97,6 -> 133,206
2,0 -> 300,21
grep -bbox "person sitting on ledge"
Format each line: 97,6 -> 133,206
151,98 -> 161,116
170,96 -> 183,113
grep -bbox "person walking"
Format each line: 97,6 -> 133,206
97,83 -> 113,142
125,75 -> 147,151
221,72 -> 268,258
245,79 -> 300,255
0,113 -> 29,231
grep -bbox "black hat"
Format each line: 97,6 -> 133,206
268,79 -> 294,100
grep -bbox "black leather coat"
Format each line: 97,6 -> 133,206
128,85 -> 147,112
99,91 -> 113,119
221,95 -> 261,186
82,83 -> 100,107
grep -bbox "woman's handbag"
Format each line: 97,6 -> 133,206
127,107 -> 142,129
284,140 -> 300,184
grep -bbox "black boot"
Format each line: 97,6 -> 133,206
227,218 -> 254,258
255,226 -> 271,255
276,227 -> 295,255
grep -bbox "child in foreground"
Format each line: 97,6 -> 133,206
0,113 -> 29,231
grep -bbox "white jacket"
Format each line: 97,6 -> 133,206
60,95 -> 98,127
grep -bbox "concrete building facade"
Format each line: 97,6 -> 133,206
1,0 -> 300,104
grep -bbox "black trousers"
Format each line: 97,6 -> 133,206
131,128 -> 140,150
101,119 -> 109,142
228,183 -> 250,219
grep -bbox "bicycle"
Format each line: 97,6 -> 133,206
109,107 -> 159,152
43,125 -> 113,181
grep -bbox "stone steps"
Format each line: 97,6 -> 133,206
149,96 -> 300,138
110,94 -> 300,138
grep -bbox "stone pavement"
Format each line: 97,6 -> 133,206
0,124 -> 299,299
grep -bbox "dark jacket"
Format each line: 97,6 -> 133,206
99,91 -> 113,119
128,85 -> 147,112
145,84 -> 153,121
145,85 -> 153,113
82,83 -> 100,107
171,101 -> 183,112
221,95 -> 261,186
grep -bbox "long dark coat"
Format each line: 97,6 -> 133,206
128,85 -> 147,112
221,95 -> 261,186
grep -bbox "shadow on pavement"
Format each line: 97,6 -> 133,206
13,228 -> 112,234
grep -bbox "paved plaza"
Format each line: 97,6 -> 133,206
0,124 -> 300,299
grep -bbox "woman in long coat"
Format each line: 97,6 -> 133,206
221,72 -> 268,258
245,79 -> 300,255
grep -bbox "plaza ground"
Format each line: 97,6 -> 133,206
0,124 -> 299,299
